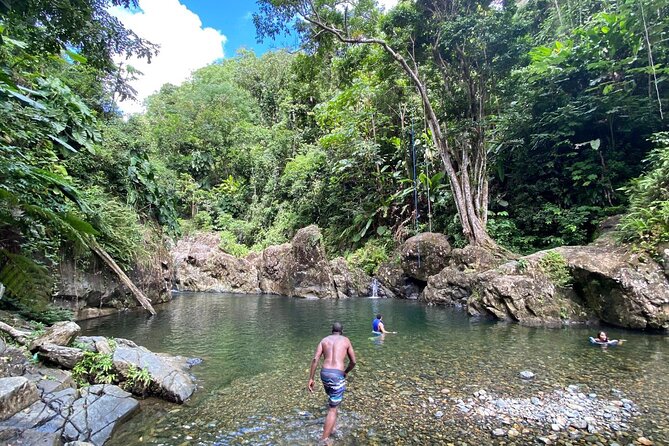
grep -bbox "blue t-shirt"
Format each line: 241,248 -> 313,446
372,318 -> 381,333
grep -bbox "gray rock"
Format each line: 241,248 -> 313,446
54,248 -> 172,320
0,429 -> 61,446
30,321 -> 81,351
531,396 -> 542,405
400,232 -> 451,281
0,376 -> 39,421
113,339 -> 196,403
492,428 -> 506,437
435,410 -> 444,418
61,384 -> 139,445
37,343 -> 84,369
519,371 -> 535,380
329,257 -> 371,298
174,233 -> 261,294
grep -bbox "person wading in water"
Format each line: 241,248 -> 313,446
307,322 -> 357,444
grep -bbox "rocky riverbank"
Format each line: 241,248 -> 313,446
171,225 -> 669,332
0,318 -> 199,445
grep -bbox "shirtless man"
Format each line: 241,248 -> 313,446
307,322 -> 357,444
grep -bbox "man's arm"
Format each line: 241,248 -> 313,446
379,321 -> 397,334
344,341 -> 356,377
307,341 -> 323,392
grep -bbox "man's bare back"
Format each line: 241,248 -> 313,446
319,334 -> 354,371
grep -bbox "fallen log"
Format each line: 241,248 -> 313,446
86,237 -> 156,316
0,321 -> 31,345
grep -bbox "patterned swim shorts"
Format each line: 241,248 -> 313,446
320,368 -> 346,407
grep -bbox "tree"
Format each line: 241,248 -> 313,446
254,0 -> 525,249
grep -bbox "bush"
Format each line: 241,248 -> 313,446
77,186 -> 147,269
538,251 -> 572,287
219,230 -> 250,257
346,238 -> 390,275
619,133 -> 669,255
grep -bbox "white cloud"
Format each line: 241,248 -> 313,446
110,0 -> 226,114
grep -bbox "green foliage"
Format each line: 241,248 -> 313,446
619,133 -> 669,254
345,239 -> 391,275
75,186 -> 147,269
538,251 -> 572,287
0,250 -> 52,305
122,365 -> 152,395
72,351 -> 117,386
219,230 -> 250,258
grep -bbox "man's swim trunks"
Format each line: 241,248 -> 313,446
320,368 -> 346,407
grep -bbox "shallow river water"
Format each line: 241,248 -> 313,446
80,292 -> 669,445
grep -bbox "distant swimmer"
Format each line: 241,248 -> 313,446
307,321 -> 357,445
371,314 -> 396,335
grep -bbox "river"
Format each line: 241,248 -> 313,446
80,292 -> 669,445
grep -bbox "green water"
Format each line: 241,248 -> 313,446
80,292 -> 669,445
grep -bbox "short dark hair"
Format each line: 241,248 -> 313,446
332,322 -> 343,333
376,314 -> 382,319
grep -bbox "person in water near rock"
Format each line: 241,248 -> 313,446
307,321 -> 357,444
372,314 -> 396,335
597,331 -> 609,342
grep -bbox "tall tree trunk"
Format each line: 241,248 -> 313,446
300,9 -> 499,249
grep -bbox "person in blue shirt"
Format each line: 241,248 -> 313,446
372,314 -> 396,335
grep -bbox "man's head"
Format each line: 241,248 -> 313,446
376,314 -> 382,320
332,321 -> 343,334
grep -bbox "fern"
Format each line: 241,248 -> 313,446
0,249 -> 53,306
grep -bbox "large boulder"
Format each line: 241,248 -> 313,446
400,233 -> 451,281
422,268 -> 473,307
112,339 -> 196,403
289,225 -> 337,299
36,343 -> 85,369
467,262 -> 590,327
377,259 -> 421,299
330,257 -> 371,298
0,377 -> 39,421
449,244 -> 503,272
253,226 -> 337,299
555,245 -> 669,330
253,243 -> 294,296
173,234 -> 260,293
30,321 -> 81,351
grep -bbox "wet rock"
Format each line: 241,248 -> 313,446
377,259 -> 423,299
112,339 -> 196,403
400,232 -> 451,281
637,437 -> 654,446
519,371 -> 535,380
0,377 -> 39,421
435,411 -> 444,419
54,248 -> 172,320
492,428 -> 506,437
30,321 -> 81,351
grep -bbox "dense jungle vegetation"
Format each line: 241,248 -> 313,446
0,0 -> 667,314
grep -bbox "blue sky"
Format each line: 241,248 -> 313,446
180,0 -> 299,56
111,0 -> 396,113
